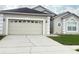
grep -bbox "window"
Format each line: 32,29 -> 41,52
3,19 -> 5,22
67,19 -> 77,31
23,20 -> 26,23
31,20 -> 34,23
58,23 -> 61,26
39,21 -> 43,23
27,20 -> 30,23
15,20 -> 17,23
73,27 -> 76,31
19,20 -> 22,23
35,21 -> 38,23
10,20 -> 13,23
68,26 -> 76,31
46,20 -> 47,23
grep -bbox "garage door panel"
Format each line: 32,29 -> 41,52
8,20 -> 43,35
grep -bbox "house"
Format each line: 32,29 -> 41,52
0,7 -> 50,35
53,11 -> 79,34
0,6 -> 78,36
32,5 -> 56,34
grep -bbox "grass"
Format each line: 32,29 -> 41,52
0,35 -> 5,40
48,35 -> 79,45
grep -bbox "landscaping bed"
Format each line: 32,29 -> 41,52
0,35 -> 5,40
48,35 -> 79,45
75,49 -> 79,52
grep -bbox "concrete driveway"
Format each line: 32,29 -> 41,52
0,35 -> 77,54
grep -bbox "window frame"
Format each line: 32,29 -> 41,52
66,19 -> 78,32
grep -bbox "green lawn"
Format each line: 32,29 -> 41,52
48,35 -> 79,45
0,36 -> 5,40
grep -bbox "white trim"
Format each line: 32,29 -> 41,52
6,17 -> 45,21
46,17 -> 50,35
43,20 -> 45,35
0,14 -> 4,34
1,12 -> 50,16
62,19 -> 66,34
5,18 -> 8,35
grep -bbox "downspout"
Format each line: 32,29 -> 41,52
61,18 -> 63,34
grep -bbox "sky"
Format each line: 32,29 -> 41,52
1,5 -> 79,15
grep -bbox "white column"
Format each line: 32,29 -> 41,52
43,20 -> 45,35
47,17 -> 50,35
0,14 -> 4,34
5,18 -> 8,35
62,19 -> 66,34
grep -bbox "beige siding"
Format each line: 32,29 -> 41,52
0,14 -> 4,35
54,15 -> 79,34
53,17 -> 62,34
45,17 -> 50,35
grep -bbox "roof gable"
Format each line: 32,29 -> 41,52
54,11 -> 79,19
33,5 -> 56,16
62,13 -> 79,19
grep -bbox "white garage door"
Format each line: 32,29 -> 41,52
8,19 -> 43,35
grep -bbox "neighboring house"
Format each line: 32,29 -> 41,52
0,7 -> 50,35
53,11 -> 79,34
32,5 -> 56,34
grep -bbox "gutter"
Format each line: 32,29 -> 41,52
0,11 -> 52,16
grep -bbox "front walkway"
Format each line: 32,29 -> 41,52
0,35 -> 77,54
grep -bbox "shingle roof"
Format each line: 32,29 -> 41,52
55,11 -> 70,18
33,5 -> 56,16
1,7 -> 46,14
54,11 -> 79,19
